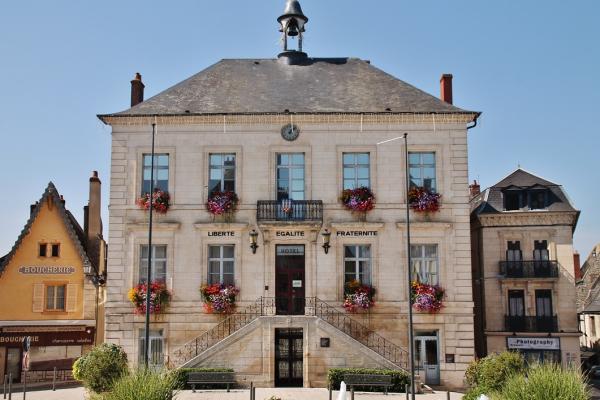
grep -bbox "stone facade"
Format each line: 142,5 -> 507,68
471,170 -> 581,366
102,118 -> 475,388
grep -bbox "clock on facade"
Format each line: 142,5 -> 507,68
281,124 -> 300,141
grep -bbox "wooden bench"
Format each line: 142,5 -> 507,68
343,374 -> 393,398
187,371 -> 236,393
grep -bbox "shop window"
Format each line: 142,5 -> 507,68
138,329 -> 164,369
409,152 -> 436,191
343,152 -> 370,189
141,154 -> 169,195
209,153 -> 236,195
410,244 -> 439,285
46,285 -> 66,311
208,245 -> 235,285
344,245 -> 371,285
51,243 -> 60,257
39,243 -> 47,257
139,245 -> 167,283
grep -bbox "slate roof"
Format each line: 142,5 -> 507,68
98,58 -> 479,120
0,183 -> 93,277
471,169 -> 579,216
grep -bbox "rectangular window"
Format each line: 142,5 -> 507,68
138,329 -> 164,368
141,154 -> 169,195
39,243 -> 47,257
504,191 -> 521,211
409,152 -> 436,191
139,245 -> 167,283
343,153 -> 370,190
410,244 -> 439,285
45,285 -> 66,311
208,153 -> 236,195
535,290 -> 553,317
344,245 -> 371,285
208,245 -> 235,285
51,244 -> 60,257
277,153 -> 305,201
533,240 -> 549,261
506,241 -> 522,261
529,190 -> 547,210
508,290 -> 525,317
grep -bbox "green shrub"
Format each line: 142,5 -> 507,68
72,343 -> 129,393
327,368 -> 409,393
491,363 -> 589,400
172,367 -> 234,390
464,351 -> 525,392
463,385 -> 491,400
102,369 -> 180,400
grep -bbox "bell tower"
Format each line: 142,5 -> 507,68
277,0 -> 309,64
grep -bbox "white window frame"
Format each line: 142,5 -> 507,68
141,153 -> 169,195
343,152 -> 370,189
139,244 -> 168,284
343,244 -> 372,286
409,151 -> 436,191
208,153 -> 236,194
411,244 -> 439,285
138,329 -> 165,369
45,284 -> 66,311
276,153 -> 305,201
207,244 -> 235,285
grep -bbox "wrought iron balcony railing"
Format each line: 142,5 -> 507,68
499,260 -> 560,279
257,200 -> 323,223
504,315 -> 558,332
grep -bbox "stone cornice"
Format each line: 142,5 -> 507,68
478,212 -> 578,228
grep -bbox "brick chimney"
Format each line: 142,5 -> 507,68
574,252 -> 582,281
84,171 -> 102,272
30,201 -> 38,216
440,74 -> 453,104
130,72 -> 145,107
469,180 -> 481,198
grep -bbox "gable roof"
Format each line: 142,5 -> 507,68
0,182 -> 93,277
98,58 -> 479,121
471,168 -> 579,217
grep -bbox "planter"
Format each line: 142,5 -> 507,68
128,281 -> 171,315
411,281 -> 445,313
343,280 -> 375,312
200,283 -> 240,314
136,190 -> 170,214
408,187 -> 441,214
340,187 -> 375,217
206,191 -> 239,221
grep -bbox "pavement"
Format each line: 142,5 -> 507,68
7,387 -> 465,400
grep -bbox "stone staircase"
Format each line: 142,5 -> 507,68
171,297 -> 410,373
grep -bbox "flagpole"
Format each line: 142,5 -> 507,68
144,120 -> 156,368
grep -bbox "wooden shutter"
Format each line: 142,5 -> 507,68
66,284 -> 78,312
32,283 -> 44,312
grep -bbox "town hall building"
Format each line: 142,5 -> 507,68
99,1 -> 479,389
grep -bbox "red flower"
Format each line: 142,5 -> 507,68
136,190 -> 170,214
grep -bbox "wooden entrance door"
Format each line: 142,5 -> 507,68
5,347 -> 22,383
275,328 -> 303,387
275,245 -> 305,315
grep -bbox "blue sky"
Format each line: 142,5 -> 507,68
0,1 -> 598,256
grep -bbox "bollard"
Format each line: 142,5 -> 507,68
405,384 -> 409,400
21,372 -> 26,400
350,387 -> 355,400
52,368 -> 57,391
447,390 -> 451,400
252,386 -> 256,400
328,383 -> 332,400
7,373 -> 11,400
3,374 -> 6,399
249,382 -> 253,400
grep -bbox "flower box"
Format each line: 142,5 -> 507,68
206,191 -> 239,219
343,280 -> 375,312
136,190 -> 170,214
340,187 -> 375,220
408,187 -> 441,213
411,281 -> 445,313
127,281 -> 171,315
200,283 -> 240,314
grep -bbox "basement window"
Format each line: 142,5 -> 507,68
39,243 -> 47,257
51,244 -> 60,257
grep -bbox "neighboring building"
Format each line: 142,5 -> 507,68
577,244 -> 600,367
470,169 -> 581,365
98,1 -> 479,388
0,173 -> 106,384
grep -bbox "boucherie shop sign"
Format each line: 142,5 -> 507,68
18,266 -> 76,275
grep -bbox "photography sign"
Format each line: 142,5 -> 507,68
506,337 -> 560,350
18,266 -> 76,275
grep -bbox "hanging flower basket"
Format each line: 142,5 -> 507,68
408,187 -> 441,213
411,281 -> 445,313
127,281 -> 171,315
343,280 -> 376,312
136,189 -> 170,214
200,283 -> 240,314
340,187 -> 375,216
206,191 -> 239,217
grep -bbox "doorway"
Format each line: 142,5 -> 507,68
5,347 -> 22,383
275,328 -> 303,387
415,332 -> 440,385
275,245 -> 305,315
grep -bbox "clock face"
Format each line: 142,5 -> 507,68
281,124 -> 300,141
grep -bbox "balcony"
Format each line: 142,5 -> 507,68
257,200 -> 323,223
499,260 -> 559,279
504,315 -> 558,332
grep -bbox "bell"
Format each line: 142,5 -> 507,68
287,24 -> 299,37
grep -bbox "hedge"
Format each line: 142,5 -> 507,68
173,367 -> 235,389
327,368 -> 409,393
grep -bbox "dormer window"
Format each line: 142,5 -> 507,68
529,190 -> 547,210
504,191 -> 522,211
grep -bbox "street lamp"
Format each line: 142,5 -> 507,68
321,229 -> 331,254
377,133 -> 416,399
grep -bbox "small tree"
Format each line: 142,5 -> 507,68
464,351 -> 526,399
73,343 -> 128,393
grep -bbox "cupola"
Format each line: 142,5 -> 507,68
277,0 -> 309,65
